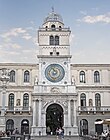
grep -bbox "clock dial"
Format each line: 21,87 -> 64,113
45,64 -> 65,82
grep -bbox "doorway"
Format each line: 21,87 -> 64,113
46,103 -> 63,135
21,119 -> 29,134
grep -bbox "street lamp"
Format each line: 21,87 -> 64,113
0,68 -> 9,131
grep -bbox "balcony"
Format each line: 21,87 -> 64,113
0,106 -> 32,114
78,106 -> 110,114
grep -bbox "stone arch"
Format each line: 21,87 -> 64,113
95,119 -> 103,135
46,103 -> 64,135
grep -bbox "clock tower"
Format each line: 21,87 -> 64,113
31,9 -> 78,138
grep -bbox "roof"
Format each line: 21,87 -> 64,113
43,9 -> 63,24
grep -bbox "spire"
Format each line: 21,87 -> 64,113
52,6 -> 54,13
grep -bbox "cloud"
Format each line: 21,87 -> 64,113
22,34 -> 32,40
1,28 -> 27,38
80,13 -> 110,24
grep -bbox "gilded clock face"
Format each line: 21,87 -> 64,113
45,64 -> 65,82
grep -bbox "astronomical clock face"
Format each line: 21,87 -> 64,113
45,64 -> 65,83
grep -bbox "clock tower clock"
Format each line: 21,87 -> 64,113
31,9 -> 78,138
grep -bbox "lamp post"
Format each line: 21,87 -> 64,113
0,68 -> 9,131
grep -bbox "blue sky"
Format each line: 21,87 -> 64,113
0,0 -> 110,64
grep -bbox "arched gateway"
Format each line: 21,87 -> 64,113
46,103 -> 63,135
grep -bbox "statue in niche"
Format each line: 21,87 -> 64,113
89,99 -> 93,106
16,99 -> 20,106
71,76 -> 75,85
34,76 -> 38,85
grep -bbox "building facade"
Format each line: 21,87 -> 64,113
0,10 -> 110,137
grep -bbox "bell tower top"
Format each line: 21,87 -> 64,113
43,8 -> 64,25
38,9 -> 71,56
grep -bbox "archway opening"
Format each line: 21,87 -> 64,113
95,119 -> 103,135
80,119 -> 88,136
46,103 -> 63,135
21,119 -> 29,134
6,119 -> 14,134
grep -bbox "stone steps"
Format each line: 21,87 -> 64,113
30,135 -> 80,140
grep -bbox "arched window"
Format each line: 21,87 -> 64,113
59,26 -> 62,31
80,93 -> 86,109
55,36 -> 59,45
51,24 -> 56,31
23,93 -> 29,109
80,71 -> 86,83
50,35 -> 54,45
95,119 -> 103,135
80,119 -> 88,135
24,70 -> 30,82
95,93 -> 101,108
45,26 -> 48,31
21,119 -> 29,134
8,93 -> 14,110
10,70 -> 15,82
94,71 -> 100,83
6,119 -> 14,134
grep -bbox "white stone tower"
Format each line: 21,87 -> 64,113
31,9 -> 78,137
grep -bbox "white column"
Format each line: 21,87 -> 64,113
68,99 -> 71,126
63,112 -> 67,127
42,112 -> 46,127
38,98 -> 42,126
32,100 -> 36,126
1,90 -> 6,116
73,100 -> 77,126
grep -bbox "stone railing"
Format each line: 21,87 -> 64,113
0,106 -> 32,114
78,106 -> 110,114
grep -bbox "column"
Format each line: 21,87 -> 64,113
1,89 -> 6,116
68,99 -> 71,126
32,100 -> 36,126
38,98 -> 42,126
73,100 -> 77,126
42,112 -> 46,127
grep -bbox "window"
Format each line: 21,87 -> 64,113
59,26 -> 62,30
51,24 -> 56,31
49,35 -> 59,46
23,93 -> 29,109
94,71 -> 100,83
80,119 -> 88,135
45,26 -> 48,31
8,93 -> 14,110
56,52 -> 59,56
50,35 -> 54,45
10,70 -> 15,82
21,119 -> 29,134
80,93 -> 86,108
55,36 -> 59,45
6,119 -> 14,134
50,52 -> 53,55
95,93 -> 101,107
80,71 -> 86,83
24,70 -> 30,82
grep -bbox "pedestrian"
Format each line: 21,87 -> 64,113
15,128 -> 19,134
56,127 -> 59,139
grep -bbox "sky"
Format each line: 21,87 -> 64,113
0,0 -> 110,64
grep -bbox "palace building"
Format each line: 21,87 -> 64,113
0,10 -> 110,138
